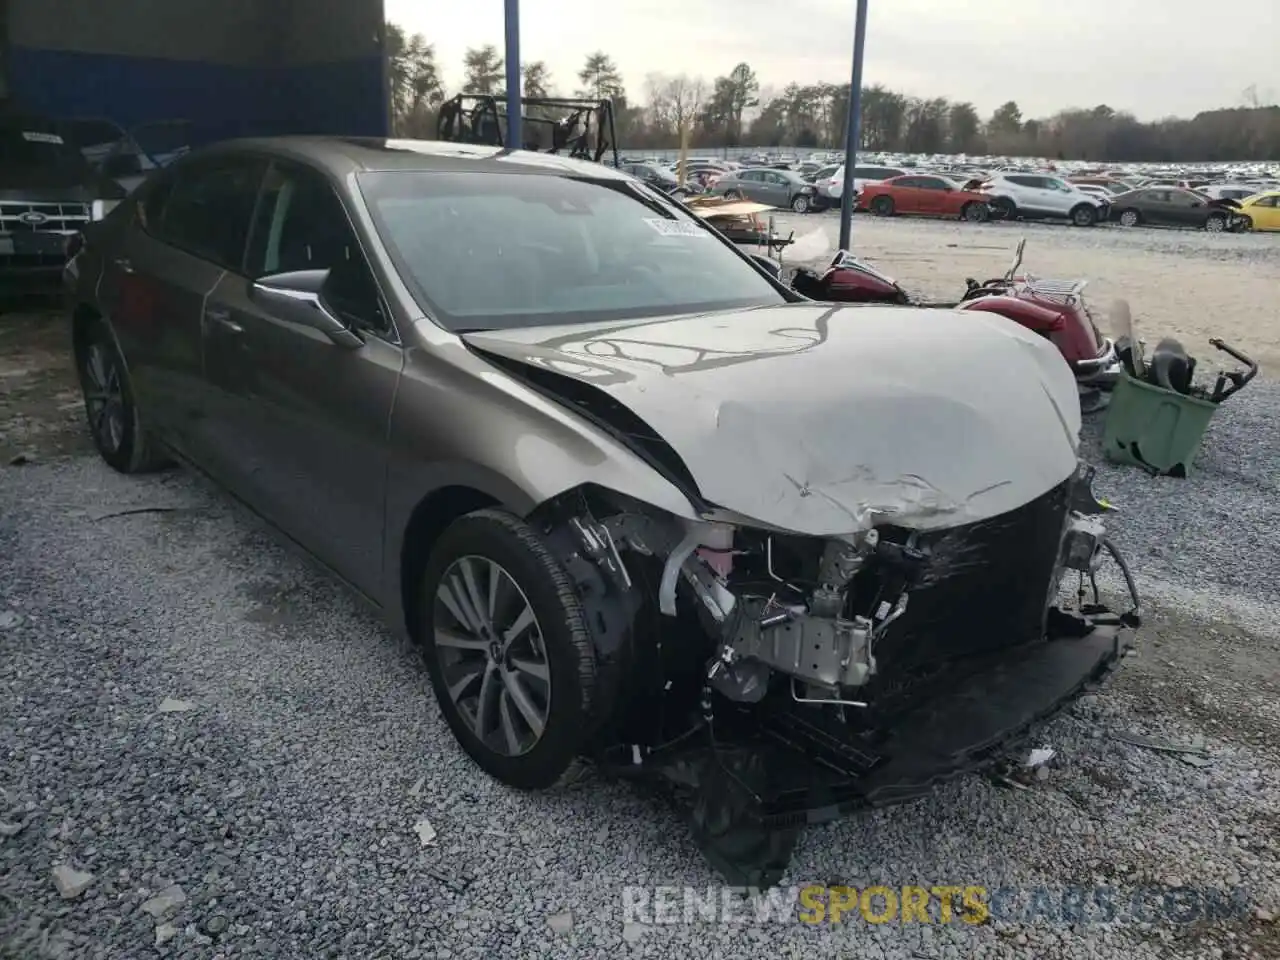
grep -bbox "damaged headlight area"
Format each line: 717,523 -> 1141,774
534,467 -> 1139,888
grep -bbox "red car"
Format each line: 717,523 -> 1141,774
857,174 -> 993,222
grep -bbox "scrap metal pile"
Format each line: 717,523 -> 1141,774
435,93 -> 619,166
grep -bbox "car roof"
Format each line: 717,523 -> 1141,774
185,136 -> 634,181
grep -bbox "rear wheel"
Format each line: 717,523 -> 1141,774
74,318 -> 170,474
1204,213 -> 1227,233
961,202 -> 990,223
419,509 -> 598,790
870,195 -> 895,217
1118,208 -> 1141,227
1070,204 -> 1098,227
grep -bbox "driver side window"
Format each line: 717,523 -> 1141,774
247,162 -> 390,336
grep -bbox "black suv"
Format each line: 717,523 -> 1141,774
1,111 -> 127,289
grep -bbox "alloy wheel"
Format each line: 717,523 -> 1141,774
82,343 -> 126,455
1119,210 -> 1139,227
433,556 -> 551,757
1205,216 -> 1226,233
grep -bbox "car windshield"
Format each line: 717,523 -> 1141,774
358,170 -> 787,331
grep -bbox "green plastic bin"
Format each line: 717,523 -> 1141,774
1101,371 -> 1218,477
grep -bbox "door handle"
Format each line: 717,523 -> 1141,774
114,257 -> 134,274
205,308 -> 242,334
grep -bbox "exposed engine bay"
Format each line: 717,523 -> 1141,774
533,466 -> 1140,886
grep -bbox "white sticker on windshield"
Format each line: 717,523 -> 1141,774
643,218 -> 707,238
22,131 -> 64,145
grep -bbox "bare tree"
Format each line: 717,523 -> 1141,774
645,73 -> 705,136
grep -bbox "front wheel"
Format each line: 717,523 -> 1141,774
961,202 -> 990,223
791,194 -> 811,214
74,318 -> 170,474
1070,204 -> 1098,227
989,197 -> 1017,220
723,189 -> 744,201
419,509 -> 599,790
1204,214 -> 1227,233
1237,215 -> 1253,232
870,195 -> 895,217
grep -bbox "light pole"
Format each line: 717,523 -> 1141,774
504,0 -> 522,150
837,0 -> 869,251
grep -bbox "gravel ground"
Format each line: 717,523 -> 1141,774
3,219 -> 1280,959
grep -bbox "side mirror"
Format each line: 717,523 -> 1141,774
248,269 -> 363,349
749,254 -> 782,279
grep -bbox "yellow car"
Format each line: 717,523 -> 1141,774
1234,191 -> 1280,232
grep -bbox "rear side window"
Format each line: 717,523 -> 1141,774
153,155 -> 267,270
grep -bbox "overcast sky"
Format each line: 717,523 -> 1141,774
384,0 -> 1276,120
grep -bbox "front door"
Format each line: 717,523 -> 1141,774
913,177 -> 952,215
763,171 -> 791,207
1167,189 -> 1208,226
201,159 -> 401,597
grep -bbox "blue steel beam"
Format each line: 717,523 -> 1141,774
837,0 -> 869,251
504,0 -> 522,149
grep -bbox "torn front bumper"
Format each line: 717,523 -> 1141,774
650,611 -> 1135,887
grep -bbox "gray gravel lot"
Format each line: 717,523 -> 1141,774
3,219 -> 1280,959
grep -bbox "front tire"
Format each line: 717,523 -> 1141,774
419,509 -> 598,790
961,202 -> 990,223
791,194 -> 811,214
1204,213 -> 1227,233
1070,204 -> 1098,227
990,197 -> 1017,220
74,318 -> 170,474
870,195 -> 895,217
723,189 -> 744,201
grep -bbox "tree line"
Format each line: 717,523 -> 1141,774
387,26 -> 1280,162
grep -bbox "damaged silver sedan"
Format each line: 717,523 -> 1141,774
65,137 -> 1141,886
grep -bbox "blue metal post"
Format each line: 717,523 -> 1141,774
837,0 -> 869,251
504,0 -> 522,150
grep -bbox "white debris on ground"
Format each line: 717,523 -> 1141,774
1,219 -> 1278,959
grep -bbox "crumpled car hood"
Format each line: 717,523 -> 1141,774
463,302 -> 1082,535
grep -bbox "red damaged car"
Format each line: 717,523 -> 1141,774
857,174 -> 994,223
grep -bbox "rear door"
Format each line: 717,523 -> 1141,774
1140,190 -> 1176,225
201,159 -> 401,594
737,170 -> 768,203
97,154 -> 266,463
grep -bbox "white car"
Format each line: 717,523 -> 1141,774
977,174 -> 1110,226
1199,183 -> 1263,201
817,164 -> 909,203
